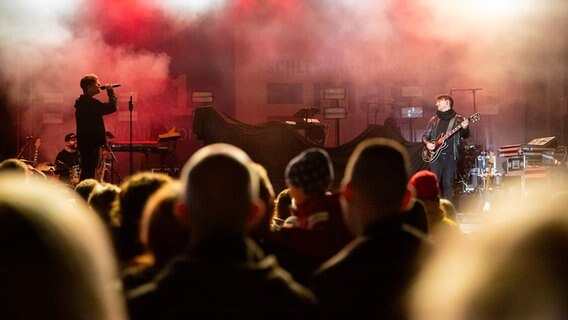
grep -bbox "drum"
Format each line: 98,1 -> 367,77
36,162 -> 55,172
492,173 -> 503,186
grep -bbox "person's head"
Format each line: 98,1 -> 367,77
274,188 -> 294,221
341,138 -> 413,235
440,198 -> 457,223
285,148 -> 334,204
411,199 -> 568,320
0,176 -> 127,319
140,180 -> 189,268
111,171 -> 173,260
179,143 -> 260,242
80,74 -> 101,97
88,182 -> 121,226
409,170 -> 440,201
249,162 -> 276,236
0,158 -> 30,177
436,94 -> 453,112
64,133 -> 78,151
75,178 -> 101,202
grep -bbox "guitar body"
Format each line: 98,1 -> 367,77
422,138 -> 449,163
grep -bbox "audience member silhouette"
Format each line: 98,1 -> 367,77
88,182 -> 121,226
0,158 -> 29,176
249,162 -> 277,247
409,170 -> 461,244
273,187 -> 295,230
127,143 -> 317,319
270,148 -> 353,284
411,191 -> 568,320
440,198 -> 458,223
0,175 -> 127,319
75,178 -> 101,202
310,138 -> 432,319
110,171 -> 172,269
123,180 -> 189,290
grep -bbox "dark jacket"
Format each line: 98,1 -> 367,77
267,193 -> 354,284
310,214 -> 432,320
422,113 -> 470,160
127,237 -> 317,320
74,91 -> 117,150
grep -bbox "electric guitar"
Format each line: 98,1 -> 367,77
33,138 -> 41,166
422,113 -> 481,163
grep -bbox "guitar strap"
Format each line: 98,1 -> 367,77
432,116 -> 456,138
446,116 -> 456,136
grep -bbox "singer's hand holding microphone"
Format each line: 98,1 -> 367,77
99,84 -> 121,90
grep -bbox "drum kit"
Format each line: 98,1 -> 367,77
16,137 -> 68,181
457,145 -> 502,194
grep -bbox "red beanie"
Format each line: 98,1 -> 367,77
409,170 -> 440,200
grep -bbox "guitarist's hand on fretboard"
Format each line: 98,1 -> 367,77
461,118 -> 469,129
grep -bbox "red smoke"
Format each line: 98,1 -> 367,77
81,0 -> 176,49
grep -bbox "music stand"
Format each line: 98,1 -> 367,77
400,86 -> 423,142
323,88 -> 347,146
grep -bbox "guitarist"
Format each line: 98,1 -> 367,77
422,94 -> 470,201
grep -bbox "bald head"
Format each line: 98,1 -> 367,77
342,138 -> 410,232
181,143 -> 259,240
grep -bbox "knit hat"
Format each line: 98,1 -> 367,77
285,148 -> 333,196
64,133 -> 77,142
409,170 -> 440,200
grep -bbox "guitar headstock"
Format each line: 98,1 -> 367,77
469,112 -> 481,123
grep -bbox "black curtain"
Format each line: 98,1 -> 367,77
193,107 -> 427,193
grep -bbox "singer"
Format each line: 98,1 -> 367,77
75,74 -> 117,182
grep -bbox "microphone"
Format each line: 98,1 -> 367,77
128,92 -> 133,111
99,84 -> 121,90
25,135 -> 34,141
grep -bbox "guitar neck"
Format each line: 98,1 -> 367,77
439,124 -> 462,143
438,113 -> 479,143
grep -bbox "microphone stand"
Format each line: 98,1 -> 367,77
129,93 -> 134,176
450,87 -> 482,143
16,138 -> 32,160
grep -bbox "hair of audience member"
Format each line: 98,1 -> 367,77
411,198 -> 568,320
340,138 -> 412,236
440,198 -> 457,223
342,138 -> 410,228
139,180 -> 189,269
0,175 -> 127,319
111,171 -> 173,260
75,178 -> 101,202
0,158 -> 30,176
274,188 -> 294,221
249,162 -> 276,235
180,143 -> 259,241
88,182 -> 121,226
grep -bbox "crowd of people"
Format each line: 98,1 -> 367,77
1,134 -> 567,319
